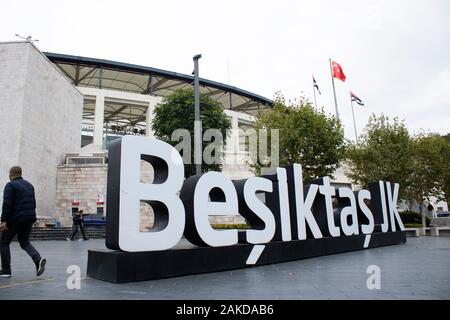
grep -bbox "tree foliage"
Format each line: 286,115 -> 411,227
253,94 -> 346,183
409,134 -> 450,203
151,88 -> 231,177
346,114 -> 412,193
346,114 -> 450,205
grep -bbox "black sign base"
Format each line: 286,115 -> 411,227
87,231 -> 406,283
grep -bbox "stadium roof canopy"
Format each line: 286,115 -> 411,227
44,52 -> 273,116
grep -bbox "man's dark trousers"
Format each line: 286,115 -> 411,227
0,221 -> 41,272
69,222 -> 87,240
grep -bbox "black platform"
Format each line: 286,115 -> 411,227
87,231 -> 406,283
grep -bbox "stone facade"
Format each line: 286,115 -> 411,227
56,157 -> 248,227
56,164 -> 108,226
56,159 -> 158,228
430,218 -> 450,227
0,41 -> 83,218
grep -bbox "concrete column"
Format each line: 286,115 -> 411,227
145,100 -> 155,138
93,94 -> 105,147
227,114 -> 241,166
232,113 -> 239,154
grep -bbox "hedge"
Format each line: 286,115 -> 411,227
400,211 -> 431,227
211,224 -> 250,230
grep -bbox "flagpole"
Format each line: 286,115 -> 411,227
313,77 -> 318,111
350,95 -> 358,143
329,58 -> 340,119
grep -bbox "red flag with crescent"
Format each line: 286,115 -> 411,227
332,60 -> 346,82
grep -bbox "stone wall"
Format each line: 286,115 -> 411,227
56,160 -> 157,228
0,41 -> 83,218
55,159 -> 248,227
56,164 -> 108,226
430,218 -> 450,227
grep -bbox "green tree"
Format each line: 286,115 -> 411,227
442,133 -> 450,202
346,114 -> 450,207
408,134 -> 450,204
346,114 -> 413,195
444,133 -> 450,143
444,136 -> 450,203
152,88 -> 231,177
252,94 -> 346,183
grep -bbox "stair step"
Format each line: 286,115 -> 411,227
11,227 -> 106,241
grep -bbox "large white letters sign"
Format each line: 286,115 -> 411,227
105,136 -> 405,253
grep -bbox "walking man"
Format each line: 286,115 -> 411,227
427,203 -> 434,219
67,209 -> 88,241
0,166 -> 46,278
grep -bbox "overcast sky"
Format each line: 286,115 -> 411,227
1,0 -> 449,140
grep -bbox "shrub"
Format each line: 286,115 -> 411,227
400,210 -> 430,227
404,223 -> 424,228
211,224 -> 250,230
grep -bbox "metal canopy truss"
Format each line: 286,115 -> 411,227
45,52 -> 273,116
82,99 -> 149,133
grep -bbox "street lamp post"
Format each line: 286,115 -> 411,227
193,54 -> 202,175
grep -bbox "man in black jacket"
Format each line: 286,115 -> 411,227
0,166 -> 46,278
67,209 -> 88,241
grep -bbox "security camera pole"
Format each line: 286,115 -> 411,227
193,54 -> 202,175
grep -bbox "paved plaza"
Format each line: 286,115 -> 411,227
0,237 -> 449,300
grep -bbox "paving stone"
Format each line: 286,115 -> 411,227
0,237 -> 449,299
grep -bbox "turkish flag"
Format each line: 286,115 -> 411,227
332,60 -> 346,82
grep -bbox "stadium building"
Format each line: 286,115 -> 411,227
0,41 -> 355,227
